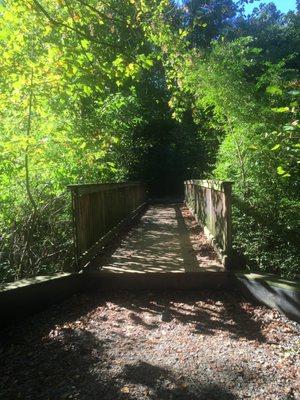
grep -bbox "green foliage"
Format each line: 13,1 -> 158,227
143,0 -> 300,278
0,0 -> 160,281
0,0 -> 299,282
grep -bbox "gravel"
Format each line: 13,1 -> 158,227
0,290 -> 299,400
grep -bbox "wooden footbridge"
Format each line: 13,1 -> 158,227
68,180 -> 233,290
1,180 -> 234,324
3,179 -> 299,325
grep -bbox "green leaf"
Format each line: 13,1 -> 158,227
145,58 -> 153,67
266,86 -> 282,96
251,47 -> 262,54
83,86 -> 92,95
277,166 -> 286,175
113,55 -> 124,67
271,144 -> 281,151
86,53 -> 94,61
80,39 -> 89,49
287,90 -> 300,96
248,144 -> 258,150
283,125 -> 294,131
271,107 -> 290,113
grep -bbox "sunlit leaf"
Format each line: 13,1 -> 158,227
277,166 -> 286,175
266,86 -> 282,96
271,144 -> 281,151
271,107 -> 289,113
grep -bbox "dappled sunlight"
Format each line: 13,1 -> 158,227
1,290 -> 299,399
100,205 -> 222,274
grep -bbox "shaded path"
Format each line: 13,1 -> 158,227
1,290 -> 299,400
100,204 -> 222,274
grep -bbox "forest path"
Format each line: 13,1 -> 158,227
99,204 -> 223,274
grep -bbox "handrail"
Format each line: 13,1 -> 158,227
69,181 -> 146,270
68,181 -> 142,195
184,179 -> 233,269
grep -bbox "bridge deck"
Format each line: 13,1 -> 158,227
98,204 -> 223,274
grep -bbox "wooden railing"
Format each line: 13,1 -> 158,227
184,180 -> 233,268
69,182 -> 146,270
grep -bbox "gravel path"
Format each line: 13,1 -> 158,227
1,290 -> 299,400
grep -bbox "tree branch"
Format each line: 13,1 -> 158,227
75,0 -> 126,24
32,0 -> 115,49
25,70 -> 38,213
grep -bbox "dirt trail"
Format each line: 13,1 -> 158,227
1,290 -> 299,400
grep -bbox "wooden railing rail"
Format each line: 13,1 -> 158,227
184,179 -> 233,269
69,182 -> 146,270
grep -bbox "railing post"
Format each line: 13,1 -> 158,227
70,186 -> 80,272
223,181 -> 233,269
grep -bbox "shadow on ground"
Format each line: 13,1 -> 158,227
0,289 -> 275,400
100,204 -> 222,274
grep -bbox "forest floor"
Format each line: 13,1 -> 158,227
1,289 -> 299,400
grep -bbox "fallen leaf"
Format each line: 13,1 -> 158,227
178,382 -> 188,390
120,386 -> 130,393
